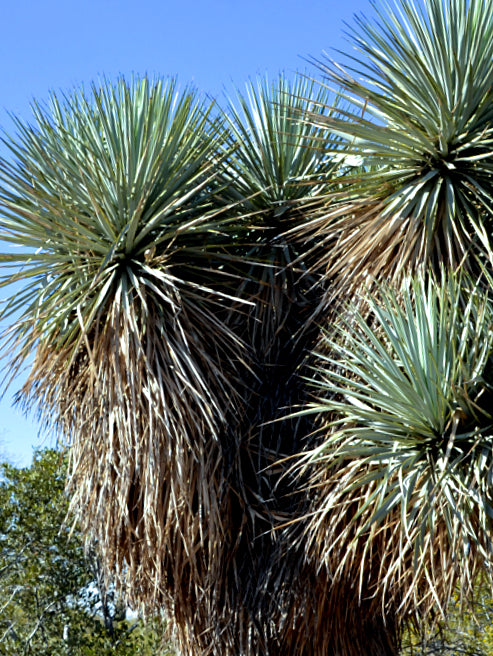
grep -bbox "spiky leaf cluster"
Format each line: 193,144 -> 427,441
222,75 -> 338,357
291,0 -> 493,647
298,0 -> 493,293
225,75 -> 335,212
0,77 -> 254,646
303,273 -> 493,624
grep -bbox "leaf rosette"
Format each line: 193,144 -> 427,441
303,272 -> 493,619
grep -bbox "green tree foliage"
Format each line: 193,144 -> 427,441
0,449 -> 172,656
401,581 -> 493,655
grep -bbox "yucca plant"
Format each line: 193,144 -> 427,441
0,72 -> 349,655
0,70 -> 342,656
3,1 -> 493,654
273,1 -> 493,652
0,76 -> 255,653
283,3 -> 493,646
188,75 -> 343,654
223,74 -> 338,354
299,272 -> 493,653
297,0 -> 493,297
225,74 -> 334,209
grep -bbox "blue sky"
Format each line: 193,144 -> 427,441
0,0 -> 370,465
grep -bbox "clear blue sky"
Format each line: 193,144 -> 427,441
0,0 -> 371,465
